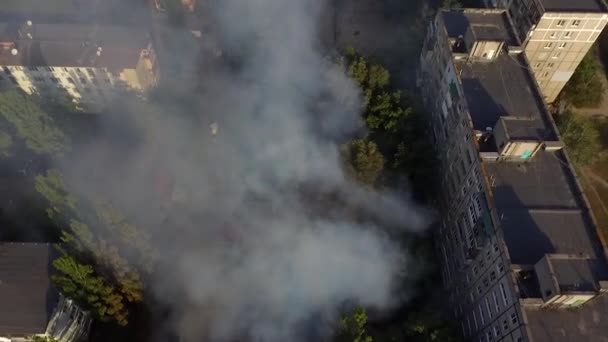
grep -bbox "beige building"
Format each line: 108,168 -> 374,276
487,0 -> 608,103
0,21 -> 157,111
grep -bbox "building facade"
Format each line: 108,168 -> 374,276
419,8 -> 608,342
484,0 -> 608,103
0,21 -> 158,111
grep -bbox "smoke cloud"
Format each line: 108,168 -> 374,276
55,0 -> 430,340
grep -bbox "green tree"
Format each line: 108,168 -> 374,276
366,91 -> 412,133
0,130 -> 12,156
561,53 -> 605,108
35,170 -> 77,219
555,110 -> 601,165
342,139 -> 385,187
0,91 -> 69,156
441,0 -> 462,8
51,253 -> 128,326
336,307 -> 373,342
36,170 -> 152,325
31,336 -> 60,342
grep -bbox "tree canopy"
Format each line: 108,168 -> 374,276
561,53 -> 605,108
0,91 -> 69,156
343,50 -> 437,199
555,110 -> 601,165
35,170 -> 154,326
341,139 -> 385,187
336,307 -> 373,342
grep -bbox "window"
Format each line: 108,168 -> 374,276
485,298 -> 493,318
494,326 -> 500,337
64,67 -> 69,72
564,31 -> 572,39
87,68 -> 95,77
544,42 -> 553,49
542,71 -> 550,78
493,243 -> 499,253
500,283 -> 509,305
473,311 -> 478,330
572,20 -> 581,27
493,291 -> 500,313
490,271 -> 497,281
50,77 -> 59,83
487,331 -> 493,341
479,306 -> 485,325
67,77 -> 75,84
553,51 -> 562,59
547,62 -> 555,68
473,265 -> 479,275
559,42 -> 568,49
483,277 -> 489,287
79,77 -> 87,83
497,262 -> 504,273
478,285 -> 483,294
535,62 -> 543,68
549,32 -> 557,39
503,319 -> 509,331
511,312 -> 518,324
2,66 -> 10,74
556,19 -> 567,26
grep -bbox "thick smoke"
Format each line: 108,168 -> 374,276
56,0 -> 429,341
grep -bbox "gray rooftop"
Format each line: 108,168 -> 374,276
447,8 -> 606,272
442,10 -> 518,46
0,22 -> 150,69
539,0 -> 607,12
549,256 -> 599,292
525,295 -> 608,342
485,151 -> 608,269
501,117 -> 547,141
0,243 -> 58,335
457,53 -> 556,140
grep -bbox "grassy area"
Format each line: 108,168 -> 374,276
577,116 -> 608,241
578,164 -> 608,241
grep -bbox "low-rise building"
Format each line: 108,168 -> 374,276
418,8 -> 608,342
0,243 -> 91,342
0,21 -> 157,111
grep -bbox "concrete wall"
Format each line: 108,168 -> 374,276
525,12 -> 608,102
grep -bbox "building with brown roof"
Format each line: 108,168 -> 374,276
0,20 -> 157,111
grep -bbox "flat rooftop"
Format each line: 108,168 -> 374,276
442,10 -> 518,46
549,256 -> 599,292
456,53 -> 556,140
485,150 -> 608,271
0,22 -> 150,69
525,295 -> 608,342
0,0 -> 149,25
539,0 -> 607,12
0,243 -> 58,335
445,9 -> 608,290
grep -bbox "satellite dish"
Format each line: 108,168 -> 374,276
11,48 -> 18,56
26,20 -> 32,26
96,50 -> 101,56
26,33 -> 33,39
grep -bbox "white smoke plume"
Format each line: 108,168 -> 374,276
54,0 -> 430,341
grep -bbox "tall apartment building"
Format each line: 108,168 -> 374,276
418,8 -> 608,342
0,21 -> 158,111
483,0 -> 608,103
